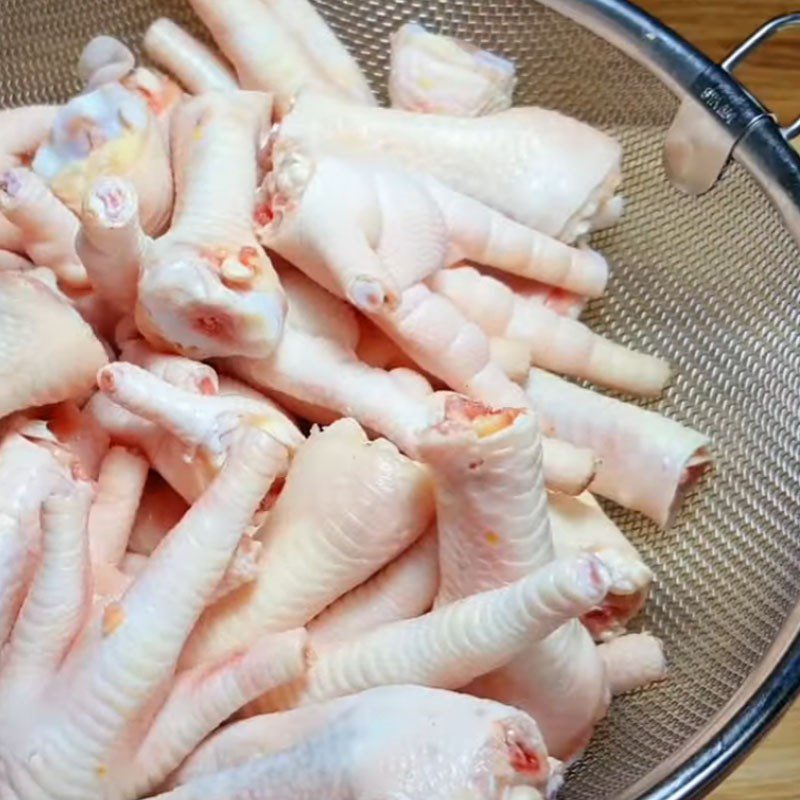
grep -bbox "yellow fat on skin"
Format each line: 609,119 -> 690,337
51,129 -> 146,215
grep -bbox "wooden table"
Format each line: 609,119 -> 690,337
638,0 -> 800,122
635,3 -> 800,798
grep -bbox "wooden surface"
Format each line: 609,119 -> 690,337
708,705 -> 800,799
634,3 -> 800,798
638,0 -> 800,123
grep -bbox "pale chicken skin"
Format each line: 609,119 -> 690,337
309,527 -> 440,646
0,167 -> 88,289
0,272 -> 107,418
92,360 -> 302,503
187,0 -> 374,115
0,430 -> 307,800
430,265 -> 670,396
389,23 -> 517,116
549,491 -> 653,641
526,369 -> 711,527
181,417 -> 434,667
144,19 -> 239,96
250,553 -> 610,716
276,91 -> 623,241
32,81 -> 174,236
418,399 -> 611,760
159,686 -> 561,800
259,150 -> 609,309
134,92 -> 286,360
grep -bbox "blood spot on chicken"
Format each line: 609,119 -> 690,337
507,740 -> 542,775
444,395 -> 521,438
254,202 -> 274,227
194,378 -> 215,399
239,246 -> 260,266
192,310 -> 236,342
259,476 -> 285,512
546,287 -> 580,315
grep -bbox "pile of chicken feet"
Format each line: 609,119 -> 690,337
0,2 -> 712,798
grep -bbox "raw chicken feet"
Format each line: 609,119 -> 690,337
0,429 -> 306,800
155,686 -> 560,800
132,92 -> 286,359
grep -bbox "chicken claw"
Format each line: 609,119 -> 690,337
0,167 -> 87,288
78,35 -> 137,90
0,105 -> 60,169
598,633 -> 667,695
390,22 -> 516,116
32,81 -> 174,236
418,398 -> 609,759
188,0 -> 374,115
549,491 -> 653,640
366,282 -> 598,495
135,92 -> 285,359
181,417 -> 433,667
98,361 -> 302,457
277,91 -> 622,241
0,429 -> 306,800
253,554 -> 610,715
77,176 -> 148,313
309,527 -> 440,646
144,18 -> 239,95
431,265 -> 670,396
260,151 -> 609,303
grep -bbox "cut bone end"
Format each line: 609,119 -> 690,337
32,83 -> 150,196
137,257 -> 287,360
583,586 -> 650,642
83,176 -> 139,228
0,167 -> 29,209
662,446 -> 712,528
79,35 -> 136,89
348,275 -> 390,312
440,394 -> 523,439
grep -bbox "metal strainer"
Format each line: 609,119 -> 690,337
3,1 -> 800,798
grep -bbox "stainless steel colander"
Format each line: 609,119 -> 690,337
3,1 -> 800,798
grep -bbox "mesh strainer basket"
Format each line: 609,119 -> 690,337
3,1 -> 800,798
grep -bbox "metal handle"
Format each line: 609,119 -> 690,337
721,13 -> 800,141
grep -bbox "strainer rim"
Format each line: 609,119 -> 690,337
553,2 -> 800,796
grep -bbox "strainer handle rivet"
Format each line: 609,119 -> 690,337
663,13 -> 800,196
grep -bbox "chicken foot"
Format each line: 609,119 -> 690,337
259,150 -> 609,306
0,429 -> 305,800
134,92 -> 285,359
154,686 -> 560,800
431,265 -> 670,396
